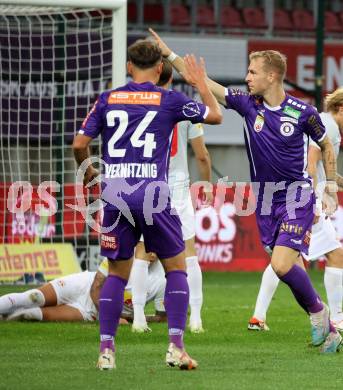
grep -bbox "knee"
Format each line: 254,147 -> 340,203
27,289 -> 45,306
326,248 -> 343,268
270,261 -> 290,277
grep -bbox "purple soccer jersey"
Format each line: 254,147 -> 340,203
225,89 -> 326,186
225,89 -> 326,252
79,81 -> 208,209
79,81 -> 208,259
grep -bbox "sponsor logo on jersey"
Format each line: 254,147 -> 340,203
280,116 -> 298,124
108,91 -> 161,105
100,234 -> 117,250
287,98 -> 306,110
280,122 -> 295,137
253,115 -> 264,132
283,105 -> 301,119
307,114 -> 324,139
280,222 -> 303,234
182,102 -> 201,118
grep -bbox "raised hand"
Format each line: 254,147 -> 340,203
148,28 -> 171,57
182,54 -> 207,88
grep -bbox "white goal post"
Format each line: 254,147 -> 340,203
0,0 -> 128,274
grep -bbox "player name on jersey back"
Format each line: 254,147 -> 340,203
105,163 -> 157,178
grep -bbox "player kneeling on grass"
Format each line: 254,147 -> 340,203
0,259 -> 166,324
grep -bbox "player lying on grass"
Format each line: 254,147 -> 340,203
149,28 -> 342,354
0,259 -> 166,323
131,58 -> 212,334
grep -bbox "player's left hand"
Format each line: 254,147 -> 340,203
323,181 -> 338,216
182,54 -> 208,88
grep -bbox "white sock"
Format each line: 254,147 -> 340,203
186,256 -> 203,325
0,289 -> 45,315
131,258 -> 149,326
7,307 -> 43,321
253,264 -> 280,321
324,266 -> 343,322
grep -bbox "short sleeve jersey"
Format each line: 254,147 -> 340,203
78,81 -> 208,205
225,88 -> 326,187
168,121 -> 204,188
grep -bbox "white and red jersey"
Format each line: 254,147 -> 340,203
168,121 -> 204,189
309,112 -> 341,203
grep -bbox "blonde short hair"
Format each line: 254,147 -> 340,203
249,50 -> 287,80
325,87 -> 343,113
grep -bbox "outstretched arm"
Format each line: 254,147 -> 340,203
149,28 -> 227,106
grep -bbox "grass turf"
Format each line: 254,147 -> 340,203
0,271 -> 342,390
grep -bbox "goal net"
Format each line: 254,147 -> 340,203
0,1 -> 126,274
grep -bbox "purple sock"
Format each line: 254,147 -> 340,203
99,274 -> 127,352
279,265 -> 323,314
164,270 -> 189,350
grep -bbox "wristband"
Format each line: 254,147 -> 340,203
167,51 -> 178,63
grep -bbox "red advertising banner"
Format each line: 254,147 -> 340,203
1,183 -> 343,272
194,185 -> 343,271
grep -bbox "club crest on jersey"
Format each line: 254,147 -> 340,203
253,115 -> 264,132
280,122 -> 294,137
182,102 -> 201,118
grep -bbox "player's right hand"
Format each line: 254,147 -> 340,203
148,28 -> 171,57
84,166 -> 99,186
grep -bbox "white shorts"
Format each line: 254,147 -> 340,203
50,271 -> 98,321
170,186 -> 195,241
303,214 -> 341,261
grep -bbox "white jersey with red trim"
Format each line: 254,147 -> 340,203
168,121 -> 204,189
309,112 -> 341,202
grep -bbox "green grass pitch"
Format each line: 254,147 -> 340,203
0,271 -> 342,390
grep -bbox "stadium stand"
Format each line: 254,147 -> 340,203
273,8 -> 293,31
291,9 -> 315,32
242,7 -> 267,30
170,4 -> 191,26
221,6 -> 245,29
196,5 -> 216,28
